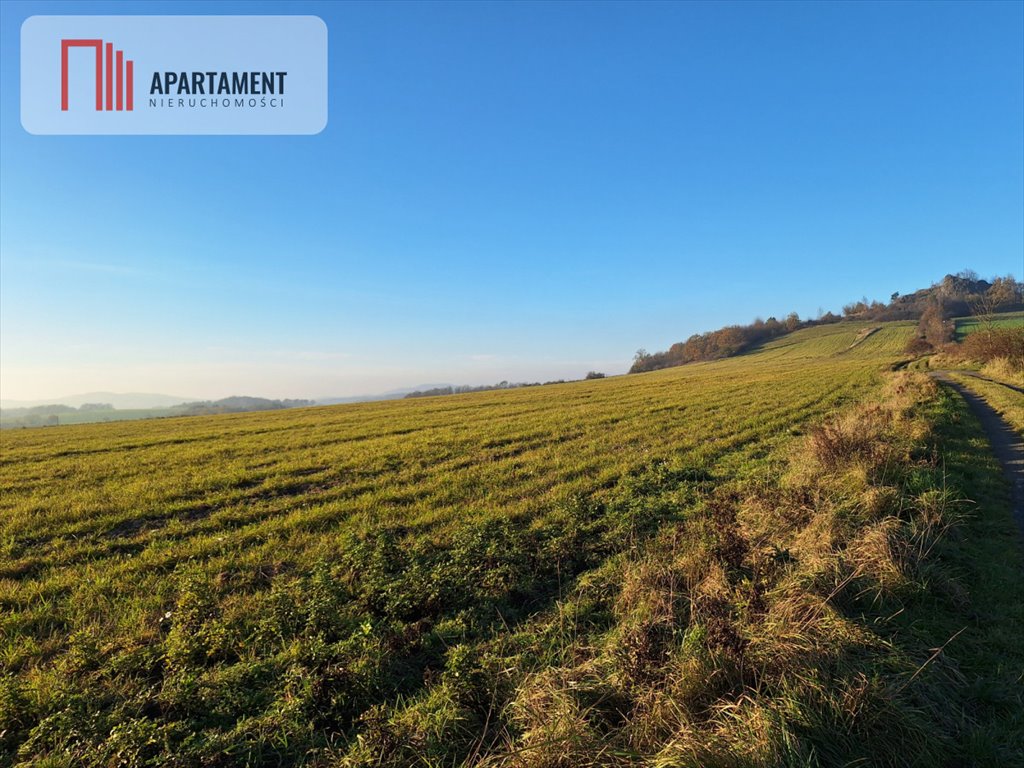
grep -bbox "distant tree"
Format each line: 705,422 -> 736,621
843,300 -> 868,317
968,288 -> 997,326
918,298 -> 952,347
585,371 -> 606,379
718,326 -> 749,355
985,275 -> 1023,312
630,310 -> 804,374
964,276 -> 1021,324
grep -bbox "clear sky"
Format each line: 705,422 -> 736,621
1,0 -> 1022,401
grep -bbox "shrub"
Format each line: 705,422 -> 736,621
957,327 -> 1024,369
904,336 -> 933,356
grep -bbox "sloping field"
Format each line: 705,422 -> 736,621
752,320 -> 913,360
4,320 -> 1022,766
1,322 -> 913,564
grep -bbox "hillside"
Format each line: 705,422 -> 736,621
631,273 -> 1023,373
1,321 -> 1022,766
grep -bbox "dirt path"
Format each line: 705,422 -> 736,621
930,371 -> 1024,536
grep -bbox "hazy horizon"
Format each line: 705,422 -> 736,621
0,364 -> 628,405
2,0 -> 1022,402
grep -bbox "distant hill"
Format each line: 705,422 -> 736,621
315,394 -> 406,405
0,391 -> 193,410
1,395 -> 315,429
403,378 -> 578,398
316,385 -> 454,405
848,272 -> 1022,321
169,397 -> 314,416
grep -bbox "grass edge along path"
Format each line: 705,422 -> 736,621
926,374 -> 1024,763
943,371 -> 1024,437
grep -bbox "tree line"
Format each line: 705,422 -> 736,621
631,311 -> 819,373
405,380 -> 568,399
631,272 -> 1022,374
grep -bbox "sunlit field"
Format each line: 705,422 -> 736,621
1,322 -> 913,581
954,311 -> 1024,339
3,320 -> 1022,766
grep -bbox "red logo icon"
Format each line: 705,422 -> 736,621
61,39 -> 134,111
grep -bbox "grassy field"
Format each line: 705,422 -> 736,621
954,311 -> 1024,340
2,320 -> 1022,766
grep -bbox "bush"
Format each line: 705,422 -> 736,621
904,337 -> 933,356
957,328 -> 1024,369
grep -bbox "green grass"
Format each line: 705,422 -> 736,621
945,373 -> 1024,436
920,381 -> 1024,761
954,311 -> 1024,340
1,320 -> 1021,766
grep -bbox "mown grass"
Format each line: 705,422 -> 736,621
1,320 -> 1021,766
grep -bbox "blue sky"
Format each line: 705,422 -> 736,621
1,0 -> 1022,400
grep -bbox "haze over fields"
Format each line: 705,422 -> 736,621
2,271 -> 1020,429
